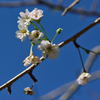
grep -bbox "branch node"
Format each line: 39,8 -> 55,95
73,40 -> 80,48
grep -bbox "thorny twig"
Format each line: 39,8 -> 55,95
28,71 -> 38,82
0,0 -> 100,17
0,17 -> 100,92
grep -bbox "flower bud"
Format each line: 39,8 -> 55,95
56,28 -> 63,34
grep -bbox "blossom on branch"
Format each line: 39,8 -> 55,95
23,46 -> 40,66
38,40 -> 59,59
23,55 -> 40,66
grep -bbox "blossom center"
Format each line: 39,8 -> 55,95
46,45 -> 53,51
20,29 -> 27,34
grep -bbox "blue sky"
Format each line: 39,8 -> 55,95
0,0 -> 100,100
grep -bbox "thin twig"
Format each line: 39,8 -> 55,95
0,17 -> 100,91
73,41 -> 86,72
28,71 -> 38,82
77,48 -> 86,72
59,17 -> 100,47
0,1 -> 100,17
62,0 -> 80,16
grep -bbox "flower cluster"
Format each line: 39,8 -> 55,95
16,8 -> 43,42
16,8 -> 61,67
76,72 -> 91,85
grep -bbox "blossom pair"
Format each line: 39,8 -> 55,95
18,8 -> 43,26
23,40 -> 59,66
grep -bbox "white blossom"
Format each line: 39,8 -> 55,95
16,23 -> 29,41
29,8 -> 43,21
18,23 -> 27,29
76,72 -> 91,85
17,9 -> 31,26
29,30 -> 44,44
23,46 -> 40,66
16,26 -> 29,41
23,55 -> 40,66
38,40 -> 59,59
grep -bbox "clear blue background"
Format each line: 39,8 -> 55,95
0,0 -> 100,100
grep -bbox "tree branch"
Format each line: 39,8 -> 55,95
0,17 -> 100,92
0,57 -> 45,90
59,17 -> 100,47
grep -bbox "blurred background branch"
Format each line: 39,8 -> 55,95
62,0 -> 80,16
0,0 -> 100,17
